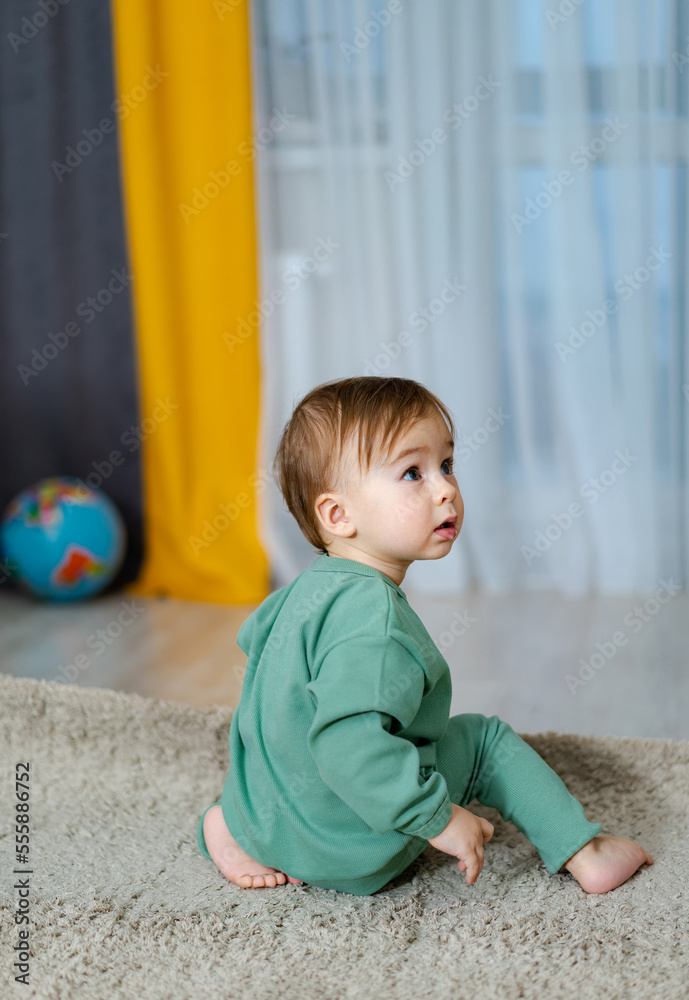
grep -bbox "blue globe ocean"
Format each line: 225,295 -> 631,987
1,477 -> 126,601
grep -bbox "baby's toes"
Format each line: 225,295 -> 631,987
262,871 -> 286,887
247,870 -> 286,888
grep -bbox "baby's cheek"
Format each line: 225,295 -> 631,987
395,500 -> 422,525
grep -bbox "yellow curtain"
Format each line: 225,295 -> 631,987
110,0 -> 268,604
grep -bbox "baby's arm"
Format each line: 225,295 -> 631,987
427,803 -> 494,884
306,634 -> 453,840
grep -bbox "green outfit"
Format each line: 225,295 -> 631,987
198,554 -> 601,895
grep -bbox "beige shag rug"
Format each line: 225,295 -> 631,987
1,674 -> 687,1000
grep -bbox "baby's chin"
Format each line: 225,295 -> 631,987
424,549 -> 454,560
408,544 -> 456,562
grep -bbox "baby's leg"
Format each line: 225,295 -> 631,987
434,714 -> 652,892
203,805 -> 303,889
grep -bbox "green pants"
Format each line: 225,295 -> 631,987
197,714 -> 601,895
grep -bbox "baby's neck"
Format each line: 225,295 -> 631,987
324,543 -> 409,586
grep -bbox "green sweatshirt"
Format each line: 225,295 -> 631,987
207,553 -> 455,893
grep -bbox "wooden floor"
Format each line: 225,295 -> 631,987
2,582 -> 687,740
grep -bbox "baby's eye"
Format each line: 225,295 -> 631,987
402,467 -> 421,481
441,459 -> 454,475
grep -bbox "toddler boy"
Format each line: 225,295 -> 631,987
198,376 -> 652,895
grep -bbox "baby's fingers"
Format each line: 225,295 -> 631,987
480,818 -> 494,844
460,845 -> 484,885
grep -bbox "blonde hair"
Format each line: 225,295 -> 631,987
272,376 -> 456,554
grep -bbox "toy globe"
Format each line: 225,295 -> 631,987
0,477 -> 126,602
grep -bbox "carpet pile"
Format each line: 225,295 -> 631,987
1,674 -> 687,999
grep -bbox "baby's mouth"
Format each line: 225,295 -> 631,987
434,516 -> 458,538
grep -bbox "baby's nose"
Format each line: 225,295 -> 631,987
435,479 -> 457,503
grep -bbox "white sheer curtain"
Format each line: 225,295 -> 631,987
247,0 -> 689,597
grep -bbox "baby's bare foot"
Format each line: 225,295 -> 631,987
203,804 -> 303,889
564,834 -> 653,894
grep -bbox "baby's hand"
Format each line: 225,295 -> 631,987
427,803 -> 494,884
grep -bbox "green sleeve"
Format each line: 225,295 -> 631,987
305,634 -> 452,839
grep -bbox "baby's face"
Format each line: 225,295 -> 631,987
322,412 -> 463,580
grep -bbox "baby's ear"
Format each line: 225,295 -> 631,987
314,493 -> 354,538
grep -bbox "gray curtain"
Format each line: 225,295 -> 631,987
0,0 -> 143,590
